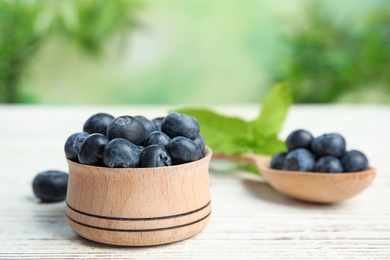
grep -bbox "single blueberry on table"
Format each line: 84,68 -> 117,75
311,133 -> 346,157
161,112 -> 200,139
143,131 -> 171,148
32,170 -> 68,203
286,129 -> 314,151
135,115 -> 157,140
282,148 -> 315,172
341,150 -> 369,172
83,113 -> 114,135
152,117 -> 164,131
103,138 -> 141,168
166,136 -> 203,165
193,134 -> 206,152
106,116 -> 146,145
78,133 -> 109,166
139,144 -> 172,168
270,152 -> 287,170
314,156 -> 343,173
64,132 -> 90,162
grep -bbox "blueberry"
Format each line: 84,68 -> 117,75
78,133 -> 109,166
161,112 -> 200,139
314,156 -> 343,173
286,129 -> 313,151
270,152 -> 287,170
103,138 -> 141,168
140,145 -> 172,168
152,117 -> 164,131
282,148 -> 315,172
32,170 -> 68,203
106,116 -> 145,145
311,133 -> 346,157
136,145 -> 145,153
135,115 -> 157,140
83,113 -> 114,135
64,132 -> 90,162
341,150 -> 369,172
166,136 -> 203,165
193,134 -> 206,152
144,131 -> 171,148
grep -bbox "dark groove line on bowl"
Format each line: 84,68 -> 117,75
66,211 -> 211,233
66,200 -> 211,221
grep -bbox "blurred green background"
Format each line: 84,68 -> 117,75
1,0 -> 389,105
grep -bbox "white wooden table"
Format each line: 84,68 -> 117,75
1,105 -> 389,259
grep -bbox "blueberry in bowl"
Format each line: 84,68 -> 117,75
83,113 -> 114,135
64,112 -> 213,246
139,144 -> 172,168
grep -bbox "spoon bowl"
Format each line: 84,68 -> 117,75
213,153 -> 376,203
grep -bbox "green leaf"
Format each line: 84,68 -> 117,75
251,82 -> 292,138
175,108 -> 252,154
215,136 -> 256,155
176,82 -> 292,162
238,163 -> 261,175
252,136 -> 286,155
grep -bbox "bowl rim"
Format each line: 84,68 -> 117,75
66,146 -> 212,171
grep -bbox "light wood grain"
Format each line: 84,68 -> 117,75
66,148 -> 212,246
259,164 -> 376,203
0,105 -> 390,258
213,153 -> 377,203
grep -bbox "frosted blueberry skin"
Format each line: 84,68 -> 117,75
64,132 -> 90,162
83,113 -> 114,135
282,148 -> 315,172
314,156 -> 343,173
106,116 -> 146,145
311,133 -> 346,157
270,152 -> 287,170
144,131 -> 171,148
103,138 -> 141,168
286,129 -> 314,151
32,170 -> 68,203
135,115 -> 157,140
193,134 -> 206,152
136,145 -> 145,153
152,117 -> 164,131
341,150 -> 369,172
166,136 -> 203,165
78,133 -> 109,166
139,145 -> 172,168
162,112 -> 200,140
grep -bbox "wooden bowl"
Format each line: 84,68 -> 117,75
66,147 -> 212,246
257,159 -> 377,203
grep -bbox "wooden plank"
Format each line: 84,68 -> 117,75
0,105 -> 389,258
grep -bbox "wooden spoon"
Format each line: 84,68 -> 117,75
212,153 -> 376,203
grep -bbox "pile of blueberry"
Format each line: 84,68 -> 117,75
271,129 -> 369,173
64,112 -> 205,168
